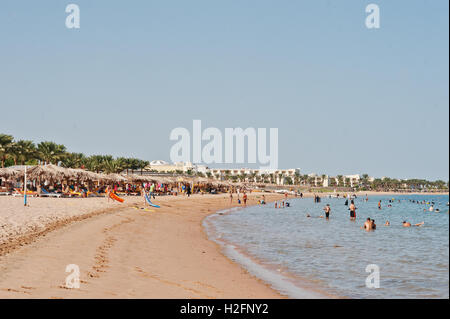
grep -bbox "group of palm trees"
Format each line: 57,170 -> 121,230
1,133 -> 448,191
0,134 -> 149,174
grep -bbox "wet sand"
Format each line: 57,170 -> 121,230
0,193 -> 287,298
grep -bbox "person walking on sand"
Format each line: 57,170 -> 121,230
243,192 -> 248,206
323,204 -> 331,220
141,186 -> 147,205
106,185 -> 111,202
186,184 -> 191,198
230,191 -> 233,204
349,200 -> 357,221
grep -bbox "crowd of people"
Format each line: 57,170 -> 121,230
302,194 -> 430,231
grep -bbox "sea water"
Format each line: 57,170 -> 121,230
204,195 -> 449,298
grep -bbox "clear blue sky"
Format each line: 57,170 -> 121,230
0,0 -> 448,180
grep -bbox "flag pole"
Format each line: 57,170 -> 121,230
24,165 -> 27,206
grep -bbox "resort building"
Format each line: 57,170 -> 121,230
208,168 -> 300,185
143,161 -> 375,188
144,161 -> 300,185
144,160 -> 202,174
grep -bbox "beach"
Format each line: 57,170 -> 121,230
0,191 -> 447,299
0,193 -> 288,298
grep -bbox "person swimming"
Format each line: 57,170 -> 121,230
385,221 -> 390,226
403,221 -> 424,227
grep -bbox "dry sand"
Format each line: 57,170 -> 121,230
0,193 -> 287,298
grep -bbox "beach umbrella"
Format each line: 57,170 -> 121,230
0,167 -> 19,179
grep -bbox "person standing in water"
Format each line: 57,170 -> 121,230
378,200 -> 382,210
323,204 -> 331,220
363,218 -> 372,231
349,200 -> 357,221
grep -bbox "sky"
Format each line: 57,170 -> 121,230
0,0 -> 448,180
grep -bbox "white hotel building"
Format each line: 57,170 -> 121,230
144,161 -> 371,187
144,160 -> 300,185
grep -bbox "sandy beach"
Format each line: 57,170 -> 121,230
0,191 -> 447,299
0,193 -> 288,299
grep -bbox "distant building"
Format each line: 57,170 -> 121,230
144,160 -> 198,173
144,161 -> 300,185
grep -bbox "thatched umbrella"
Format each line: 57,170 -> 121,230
0,167 -> 20,180
27,164 -> 69,181
104,173 -> 128,183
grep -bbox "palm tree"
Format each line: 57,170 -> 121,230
0,134 -> 14,167
261,174 -> 267,183
138,160 -> 149,175
302,175 -> 309,186
61,152 -> 85,168
11,140 -> 37,165
101,159 -> 122,174
115,157 -> 129,174
345,178 -> 351,188
37,141 -> 67,165
294,172 -> 300,185
128,158 -> 140,174
337,175 -> 344,186
269,173 -> 275,184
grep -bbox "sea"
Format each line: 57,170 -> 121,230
204,194 -> 449,299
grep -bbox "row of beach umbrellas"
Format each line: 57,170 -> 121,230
0,164 -> 237,187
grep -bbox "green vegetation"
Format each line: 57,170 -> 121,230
0,133 -> 149,174
1,133 -> 448,191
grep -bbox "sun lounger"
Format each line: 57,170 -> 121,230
0,191 -> 9,196
13,188 -> 38,197
69,191 -> 82,197
41,188 -> 62,198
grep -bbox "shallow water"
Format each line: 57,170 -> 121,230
206,195 -> 449,298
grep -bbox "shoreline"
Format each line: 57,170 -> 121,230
203,206 -> 338,299
0,193 -> 287,298
0,191 -> 446,298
